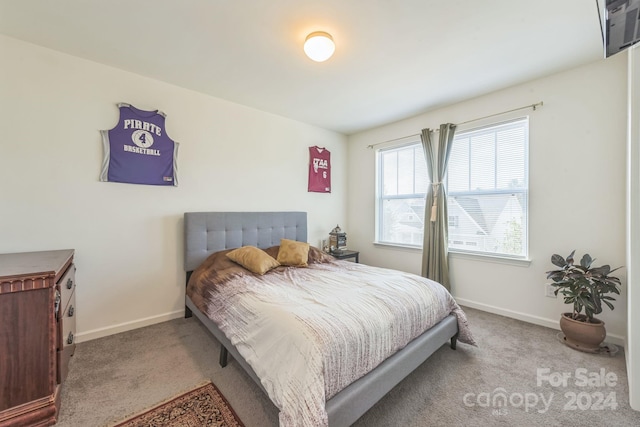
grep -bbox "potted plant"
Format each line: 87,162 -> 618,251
546,250 -> 622,353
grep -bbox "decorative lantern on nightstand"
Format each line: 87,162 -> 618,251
329,225 -> 347,253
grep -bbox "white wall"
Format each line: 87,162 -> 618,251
0,35 -> 347,341
347,54 -> 628,344
627,45 -> 640,411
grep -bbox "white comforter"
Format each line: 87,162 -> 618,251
200,260 -> 475,426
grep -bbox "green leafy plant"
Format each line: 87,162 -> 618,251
546,250 -> 622,323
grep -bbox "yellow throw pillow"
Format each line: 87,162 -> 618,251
226,246 -> 280,275
277,239 -> 310,267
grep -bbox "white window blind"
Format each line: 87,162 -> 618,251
447,118 -> 528,258
376,117 -> 528,259
377,143 -> 428,246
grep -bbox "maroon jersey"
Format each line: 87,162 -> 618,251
308,146 -> 331,193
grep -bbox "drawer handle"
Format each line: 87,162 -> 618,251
54,290 -> 61,320
68,305 -> 75,317
66,278 -> 73,289
67,332 -> 74,345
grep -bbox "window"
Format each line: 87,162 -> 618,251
447,118 -> 528,258
377,143 -> 428,246
376,117 -> 528,259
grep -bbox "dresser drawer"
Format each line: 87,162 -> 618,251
57,263 -> 75,312
57,288 -> 76,384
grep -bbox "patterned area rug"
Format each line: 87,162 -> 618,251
112,381 -> 244,427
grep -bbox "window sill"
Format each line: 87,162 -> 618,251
372,242 -> 531,267
373,242 -> 422,252
449,250 -> 531,267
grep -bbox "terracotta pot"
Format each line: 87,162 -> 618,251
559,312 -> 606,353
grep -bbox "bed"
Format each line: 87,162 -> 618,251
183,211 -> 474,426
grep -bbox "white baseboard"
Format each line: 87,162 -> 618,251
75,309 -> 185,343
455,297 -> 626,348
75,300 -> 626,349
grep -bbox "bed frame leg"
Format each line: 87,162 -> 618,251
185,272 -> 194,319
450,333 -> 458,350
219,346 -> 229,367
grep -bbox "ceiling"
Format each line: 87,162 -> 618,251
0,1 -> 605,134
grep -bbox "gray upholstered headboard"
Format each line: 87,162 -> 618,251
184,211 -> 307,272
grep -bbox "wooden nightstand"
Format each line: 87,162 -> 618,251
331,250 -> 359,263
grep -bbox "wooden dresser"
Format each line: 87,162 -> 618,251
0,249 -> 76,427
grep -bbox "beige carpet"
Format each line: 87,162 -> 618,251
111,381 -> 243,427
56,307 -> 640,426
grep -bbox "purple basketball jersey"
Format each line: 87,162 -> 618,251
100,103 -> 179,186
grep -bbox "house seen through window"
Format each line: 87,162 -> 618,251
376,117 -> 529,259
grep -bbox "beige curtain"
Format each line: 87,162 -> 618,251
421,123 -> 456,290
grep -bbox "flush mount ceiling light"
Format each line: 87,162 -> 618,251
304,31 -> 335,62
